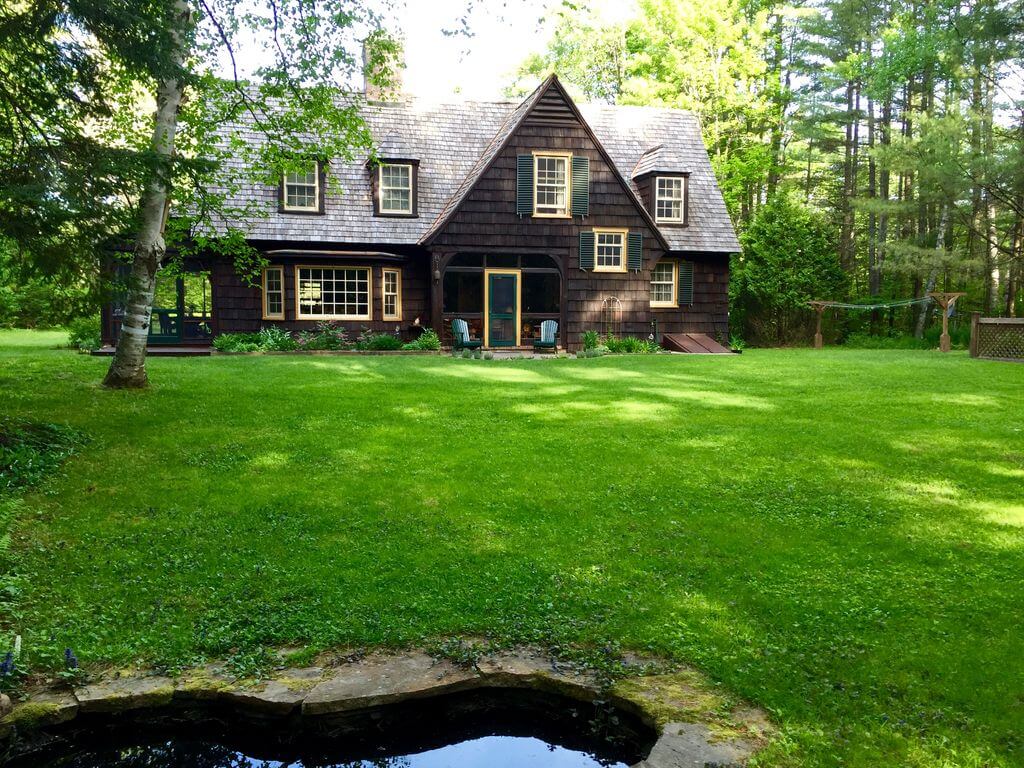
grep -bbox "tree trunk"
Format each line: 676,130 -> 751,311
915,204 -> 949,338
103,1 -> 192,389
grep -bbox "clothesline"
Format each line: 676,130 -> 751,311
809,297 -> 934,311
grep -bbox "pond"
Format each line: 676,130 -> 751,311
5,688 -> 654,768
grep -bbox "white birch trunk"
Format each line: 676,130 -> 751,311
103,0 -> 192,388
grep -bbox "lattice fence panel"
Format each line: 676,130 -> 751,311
977,322 -> 1024,361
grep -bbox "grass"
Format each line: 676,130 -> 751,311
1,329 -> 1022,766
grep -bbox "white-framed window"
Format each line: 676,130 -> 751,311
655,176 -> 684,223
296,266 -> 371,320
262,266 -> 285,319
534,153 -> 570,216
282,162 -> 320,212
650,261 -> 677,307
595,229 -> 627,272
379,163 -> 413,214
382,268 -> 402,320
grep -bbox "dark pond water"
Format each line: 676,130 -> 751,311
6,688 -> 652,768
35,734 -> 629,767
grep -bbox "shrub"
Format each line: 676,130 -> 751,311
356,332 -> 403,350
603,334 -> 660,354
67,317 -> 101,352
256,326 -> 297,351
212,332 -> 262,352
296,322 -> 351,350
402,328 -> 441,351
582,330 -> 600,350
729,335 -> 747,352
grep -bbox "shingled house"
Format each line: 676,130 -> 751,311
103,75 -> 739,352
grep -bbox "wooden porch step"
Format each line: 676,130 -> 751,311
661,333 -> 733,354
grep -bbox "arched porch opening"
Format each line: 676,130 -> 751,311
441,253 -> 562,348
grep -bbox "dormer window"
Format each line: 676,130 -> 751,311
380,163 -> 412,213
534,153 -> 570,217
282,162 -> 321,213
374,160 -> 418,217
655,176 -> 685,223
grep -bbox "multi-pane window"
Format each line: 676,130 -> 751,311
379,163 -> 413,214
296,267 -> 370,320
283,163 -> 319,211
650,261 -> 677,306
655,177 -> 684,223
595,230 -> 626,272
383,269 -> 402,320
534,154 -> 569,216
262,267 -> 285,319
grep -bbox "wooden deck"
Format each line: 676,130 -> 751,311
661,333 -> 733,354
92,346 -> 212,357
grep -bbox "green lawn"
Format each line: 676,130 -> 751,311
1,329 -> 1023,767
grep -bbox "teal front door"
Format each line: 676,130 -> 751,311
486,270 -> 519,347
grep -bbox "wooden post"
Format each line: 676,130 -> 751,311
970,311 -> 981,358
927,292 -> 966,352
808,301 -> 831,349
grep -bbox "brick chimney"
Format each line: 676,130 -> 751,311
362,34 -> 404,102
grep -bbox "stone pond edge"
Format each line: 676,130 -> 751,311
0,649 -> 772,768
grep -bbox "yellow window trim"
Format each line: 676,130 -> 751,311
382,267 -> 403,321
262,266 -> 285,320
654,176 -> 685,224
281,161 -> 320,213
593,227 -> 629,273
378,163 -> 413,214
650,259 -> 679,308
532,151 -> 572,219
294,264 -> 373,321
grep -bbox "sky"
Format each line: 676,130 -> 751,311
388,0 -> 637,101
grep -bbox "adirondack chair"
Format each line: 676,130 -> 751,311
533,320 -> 558,352
451,318 -> 482,350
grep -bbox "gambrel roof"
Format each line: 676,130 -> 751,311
209,77 -> 740,253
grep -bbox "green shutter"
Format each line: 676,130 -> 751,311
571,156 -> 590,216
678,261 -> 694,305
627,232 -> 643,271
517,155 -> 534,216
579,231 -> 595,270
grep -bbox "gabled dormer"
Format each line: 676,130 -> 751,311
632,145 -> 689,227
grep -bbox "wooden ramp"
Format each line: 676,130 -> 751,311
661,333 -> 733,354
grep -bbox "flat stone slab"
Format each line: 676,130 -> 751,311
303,651 -> 478,715
0,690 -> 79,739
75,675 -> 175,713
639,722 -> 755,768
220,667 -> 324,715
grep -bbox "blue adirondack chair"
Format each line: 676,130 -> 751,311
533,320 -> 558,352
451,318 -> 482,350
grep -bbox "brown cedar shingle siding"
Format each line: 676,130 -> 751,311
211,259 -> 430,337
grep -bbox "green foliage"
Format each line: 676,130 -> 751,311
212,333 -> 262,353
0,420 -> 85,495
356,331 -> 403,351
295,322 -> 351,351
582,330 -> 601,350
732,195 -> 846,345
603,334 -> 660,354
844,324 -> 970,350
402,328 -> 441,351
256,326 -> 297,351
66,317 -> 102,352
729,335 -> 746,352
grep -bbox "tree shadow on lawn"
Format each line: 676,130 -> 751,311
8,351 -> 1024,766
